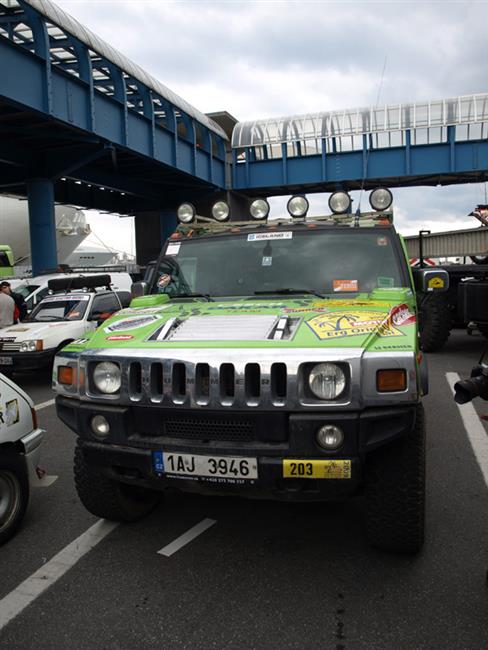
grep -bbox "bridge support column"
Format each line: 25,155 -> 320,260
27,179 -> 58,276
134,210 -> 177,266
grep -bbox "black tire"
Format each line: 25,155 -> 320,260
364,404 -> 425,554
418,293 -> 451,352
0,454 -> 30,545
74,443 -> 161,522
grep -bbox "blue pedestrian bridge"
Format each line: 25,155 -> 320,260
0,0 -> 488,271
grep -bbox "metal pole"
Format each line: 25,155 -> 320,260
27,179 -> 58,276
419,230 -> 431,268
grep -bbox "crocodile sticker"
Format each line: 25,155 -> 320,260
428,277 -> 445,289
307,310 -> 403,340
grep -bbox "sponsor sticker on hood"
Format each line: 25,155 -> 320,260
307,310 -> 403,340
106,334 -> 134,341
105,314 -> 161,332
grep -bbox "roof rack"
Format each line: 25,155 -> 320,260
174,210 -> 393,237
47,274 -> 112,293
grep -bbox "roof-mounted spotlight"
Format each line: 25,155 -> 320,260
369,188 -> 393,212
212,200 -> 230,222
328,191 -> 351,214
177,202 -> 196,224
287,195 -> 309,218
250,198 -> 270,220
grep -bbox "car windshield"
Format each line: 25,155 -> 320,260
150,228 -> 408,298
27,295 -> 90,321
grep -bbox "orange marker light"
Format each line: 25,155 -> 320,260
377,369 -> 407,392
58,366 -> 74,386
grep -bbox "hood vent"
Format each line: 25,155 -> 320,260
166,314 -> 279,342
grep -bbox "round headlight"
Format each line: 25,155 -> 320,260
93,361 -> 121,394
309,363 -> 346,400
287,195 -> 309,218
20,342 -> 28,352
250,198 -> 270,220
212,201 -> 230,222
328,191 -> 351,214
28,340 -> 37,352
177,203 -> 196,224
369,188 -> 393,211
316,424 -> 344,450
91,414 -> 110,438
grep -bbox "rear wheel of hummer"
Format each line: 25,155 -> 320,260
74,443 -> 161,522
364,404 -> 425,554
418,293 -> 451,352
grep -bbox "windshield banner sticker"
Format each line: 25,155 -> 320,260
333,280 -> 358,292
307,310 -> 404,340
166,242 -> 181,256
105,314 -> 162,332
247,232 -> 292,241
41,294 -> 90,302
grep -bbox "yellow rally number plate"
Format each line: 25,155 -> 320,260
283,459 -> 352,480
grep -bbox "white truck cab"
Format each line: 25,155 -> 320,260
0,372 -> 44,544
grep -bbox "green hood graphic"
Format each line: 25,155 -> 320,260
63,288 -> 417,354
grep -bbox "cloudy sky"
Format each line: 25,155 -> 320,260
53,0 -> 488,255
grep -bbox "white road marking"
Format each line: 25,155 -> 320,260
34,398 -> 55,411
446,372 -> 488,487
0,519 -> 118,631
158,518 -> 217,557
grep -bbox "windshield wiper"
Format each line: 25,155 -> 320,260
171,293 -> 214,302
253,288 -> 326,299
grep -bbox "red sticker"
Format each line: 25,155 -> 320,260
106,334 -> 134,341
389,304 -> 416,327
333,280 -> 358,292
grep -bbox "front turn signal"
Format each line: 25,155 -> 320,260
377,369 -> 407,392
58,366 -> 74,386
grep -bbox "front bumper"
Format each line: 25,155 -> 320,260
57,396 -> 418,501
0,349 -> 55,371
20,428 -> 45,484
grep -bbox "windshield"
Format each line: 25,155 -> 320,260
151,228 -> 408,298
28,295 -> 90,321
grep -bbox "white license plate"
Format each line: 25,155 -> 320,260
0,357 -> 13,365
157,452 -> 258,480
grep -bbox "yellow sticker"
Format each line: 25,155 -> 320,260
307,310 -> 402,340
283,459 -> 352,479
428,277 -> 445,289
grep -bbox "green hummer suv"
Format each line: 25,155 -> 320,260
53,193 -> 448,553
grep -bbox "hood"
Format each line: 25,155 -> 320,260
63,288 -> 417,353
0,322 -> 71,341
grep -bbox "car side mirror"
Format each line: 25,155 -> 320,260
413,267 -> 449,293
131,281 -> 148,298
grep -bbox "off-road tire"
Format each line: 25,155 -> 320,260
364,404 -> 425,554
74,443 -> 161,522
0,454 -> 29,545
418,293 -> 451,352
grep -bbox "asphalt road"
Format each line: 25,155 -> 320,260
1,330 -> 488,649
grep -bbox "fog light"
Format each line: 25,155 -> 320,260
91,415 -> 110,438
316,424 -> 344,450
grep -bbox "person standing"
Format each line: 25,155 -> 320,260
0,282 -> 27,322
0,283 -> 15,327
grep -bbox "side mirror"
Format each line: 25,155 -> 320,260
131,281 -> 148,299
413,268 -> 449,293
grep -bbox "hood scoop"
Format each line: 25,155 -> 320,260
165,314 -> 281,342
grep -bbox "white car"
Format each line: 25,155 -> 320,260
10,271 -> 133,313
0,373 -> 44,544
0,275 -> 126,374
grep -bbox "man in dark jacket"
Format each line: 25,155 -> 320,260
0,282 -> 27,321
